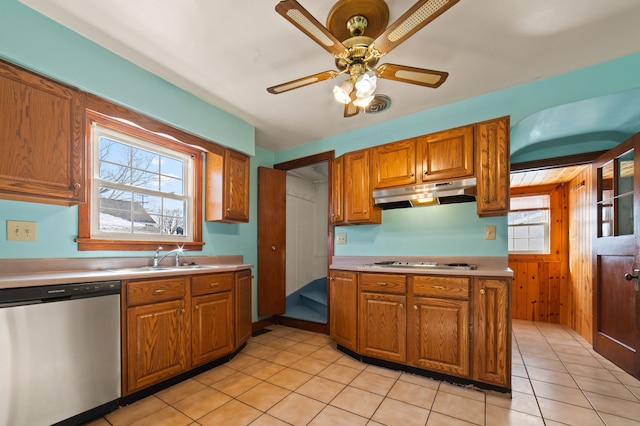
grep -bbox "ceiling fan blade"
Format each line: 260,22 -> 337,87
377,63 -> 448,88
371,0 -> 459,56
344,92 -> 360,117
267,70 -> 339,94
275,0 -> 347,57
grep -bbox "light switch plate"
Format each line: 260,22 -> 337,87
484,225 -> 496,240
336,233 -> 347,245
7,220 -> 37,241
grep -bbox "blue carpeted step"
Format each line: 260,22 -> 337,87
299,289 -> 327,316
281,303 -> 327,323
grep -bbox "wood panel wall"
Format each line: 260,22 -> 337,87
509,184 -> 568,324
509,173 -> 594,343
566,168 -> 593,342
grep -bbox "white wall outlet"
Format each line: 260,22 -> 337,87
336,233 -> 347,245
7,220 -> 37,241
484,225 -> 496,240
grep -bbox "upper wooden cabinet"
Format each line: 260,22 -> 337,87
371,139 -> 417,188
476,117 -> 510,217
418,125 -> 474,182
205,148 -> 250,223
0,60 -> 86,205
343,150 -> 382,224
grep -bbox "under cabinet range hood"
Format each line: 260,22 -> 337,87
373,177 -> 477,210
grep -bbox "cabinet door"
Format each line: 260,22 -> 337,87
476,117 -> 510,217
235,270 -> 253,349
224,149 -> 250,222
205,149 -> 250,223
0,60 -> 85,205
418,126 -> 474,182
192,291 -> 234,366
408,296 -> 469,377
359,292 -> 406,362
329,270 -> 358,351
472,278 -> 511,388
331,155 -> 344,224
344,149 -> 382,224
372,139 -> 417,189
126,299 -> 189,394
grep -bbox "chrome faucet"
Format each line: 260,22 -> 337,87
153,246 -> 183,267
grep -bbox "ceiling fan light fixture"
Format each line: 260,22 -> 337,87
333,79 -> 354,104
355,71 -> 377,97
353,95 -> 374,108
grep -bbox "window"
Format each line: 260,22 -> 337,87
508,195 -> 550,254
92,124 -> 193,241
77,103 -> 204,251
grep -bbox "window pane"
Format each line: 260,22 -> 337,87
100,137 -> 130,166
132,147 -> 159,173
134,193 -> 161,234
100,161 -> 130,183
618,150 -> 634,195
161,175 -> 183,194
99,188 -> 133,233
618,194 -> 634,235
135,171 -> 160,191
510,195 -> 549,210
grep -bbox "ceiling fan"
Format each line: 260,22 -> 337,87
267,0 -> 459,117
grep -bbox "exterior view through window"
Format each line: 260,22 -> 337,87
91,123 -> 194,242
508,194 -> 550,254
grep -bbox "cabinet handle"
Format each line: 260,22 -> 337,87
483,198 -> 489,203
226,208 -> 231,212
376,282 -> 388,286
480,288 -> 486,295
432,285 -> 446,290
181,308 -> 186,314
153,289 -> 166,295
399,303 -> 404,309
209,282 -> 219,287
195,305 -> 199,310
413,305 -> 418,310
410,172 -> 415,177
424,171 -> 428,175
73,182 -> 81,189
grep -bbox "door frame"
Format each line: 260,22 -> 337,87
274,151 -> 336,333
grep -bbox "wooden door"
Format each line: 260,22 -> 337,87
344,149 -> 382,224
472,278 -> 511,388
192,292 -> 233,366
418,125 -> 474,182
408,296 -> 469,377
329,270 -> 358,350
258,167 -> 286,316
126,299 -> 188,393
371,138 -> 417,188
359,292 -> 406,362
593,135 -> 639,379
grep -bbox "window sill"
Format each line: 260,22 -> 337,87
75,238 -> 204,251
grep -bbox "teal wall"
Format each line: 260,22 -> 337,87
1,0 -> 640,265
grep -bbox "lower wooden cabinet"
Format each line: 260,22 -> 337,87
358,273 -> 407,363
234,269 -> 253,348
329,270 -> 358,351
329,270 -> 511,391
472,278 -> 511,388
125,277 -> 190,394
123,269 -> 252,395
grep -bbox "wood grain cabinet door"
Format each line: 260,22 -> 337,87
0,60 -> 85,205
475,117 -> 510,217
418,125 -> 474,183
359,292 -> 406,362
126,299 -> 189,393
329,270 -> 358,351
331,155 -> 344,224
372,139 -> 417,189
234,270 -> 253,349
205,149 -> 250,223
408,296 -> 470,377
472,278 -> 511,388
344,149 -> 382,224
192,292 -> 233,366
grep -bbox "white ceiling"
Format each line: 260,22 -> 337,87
20,0 -> 640,153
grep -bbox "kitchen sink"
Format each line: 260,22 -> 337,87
102,264 -> 232,273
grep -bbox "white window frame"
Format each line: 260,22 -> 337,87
90,123 -> 195,243
508,194 -> 551,255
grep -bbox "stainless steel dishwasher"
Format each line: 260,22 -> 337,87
0,280 -> 121,426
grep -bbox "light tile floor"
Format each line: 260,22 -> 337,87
87,320 -> 640,425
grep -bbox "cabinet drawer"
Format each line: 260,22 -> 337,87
126,278 -> 186,306
191,273 -> 234,296
360,273 -> 407,294
412,276 -> 470,300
